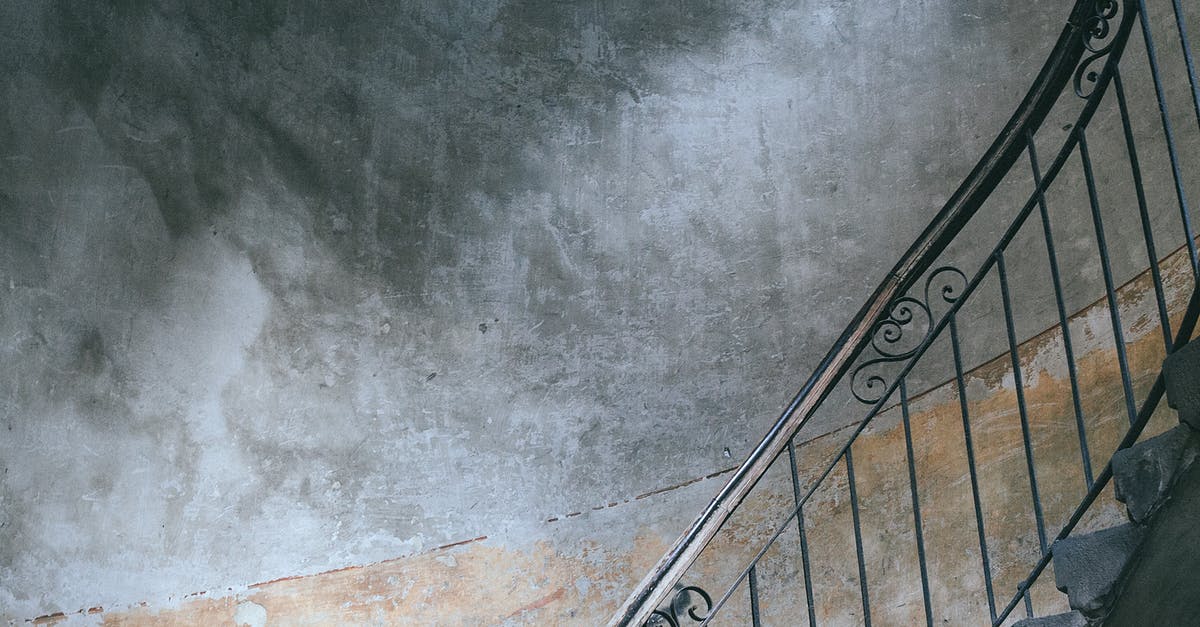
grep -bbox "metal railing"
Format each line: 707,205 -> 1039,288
613,0 -> 1200,624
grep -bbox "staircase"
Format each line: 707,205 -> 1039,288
614,0 -> 1200,624
1016,339 -> 1200,625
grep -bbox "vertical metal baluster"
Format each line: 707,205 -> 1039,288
900,379 -> 934,627
788,439 -> 818,627
1135,0 -> 1199,278
846,448 -> 871,627
1027,130 -> 1094,488
996,250 -> 1049,558
1114,68 -> 1173,352
1079,129 -> 1139,425
748,565 -> 763,627
952,315 -> 997,622
1171,0 -> 1200,131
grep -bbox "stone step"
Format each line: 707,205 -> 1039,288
1112,424 -> 1200,523
1052,523 -> 1144,618
1012,610 -> 1088,627
1164,338 -> 1200,430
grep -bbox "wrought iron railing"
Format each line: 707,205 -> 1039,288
613,0 -> 1200,624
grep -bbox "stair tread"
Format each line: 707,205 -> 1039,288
1052,523 -> 1144,617
1012,610 -> 1088,627
1112,424 -> 1200,523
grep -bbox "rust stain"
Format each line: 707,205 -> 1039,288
435,535 -> 489,551
633,465 -> 737,501
504,587 -> 567,619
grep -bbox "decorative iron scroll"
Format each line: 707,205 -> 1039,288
644,585 -> 712,627
850,266 -> 968,404
1073,0 -> 1122,98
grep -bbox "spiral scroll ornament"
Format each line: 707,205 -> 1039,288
644,585 -> 712,627
849,266 -> 968,405
1073,0 -> 1122,98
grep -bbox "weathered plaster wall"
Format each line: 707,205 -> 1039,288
2,0 -> 1199,623
705,246 -> 1196,626
55,219 -> 1196,626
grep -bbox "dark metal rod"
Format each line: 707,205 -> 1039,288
952,315 -> 997,622
900,379 -> 934,627
997,250 -> 1049,555
995,286 -> 1200,625
709,163 -> 1085,620
1114,68 -> 1173,352
703,383 -> 907,623
629,8 -> 1147,623
1135,0 -> 1199,279
706,207 -> 1049,620
1172,0 -> 1200,132
638,13 -> 1139,621
748,565 -> 762,627
1026,129 -> 1094,487
610,4 -> 1120,619
788,440 -> 818,627
708,124 -> 1084,622
707,116 -> 1122,619
1079,129 -> 1139,425
703,430 -> 874,623
846,447 -> 872,627
998,382 -> 1151,625
716,117 -> 1167,627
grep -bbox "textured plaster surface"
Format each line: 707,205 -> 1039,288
2,0 -> 1200,623
30,209 -> 1199,626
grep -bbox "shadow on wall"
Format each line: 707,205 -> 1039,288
0,0 -> 1103,621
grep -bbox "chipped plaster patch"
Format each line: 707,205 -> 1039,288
234,601 -> 267,627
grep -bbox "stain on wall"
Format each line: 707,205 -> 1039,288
31,234 -> 1194,626
2,0 -> 1199,623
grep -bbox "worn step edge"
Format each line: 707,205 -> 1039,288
1112,424 -> 1200,523
1012,610 -> 1089,627
1164,339 -> 1200,431
1052,523 -> 1145,618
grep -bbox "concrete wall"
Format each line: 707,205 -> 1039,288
36,204 -> 1197,626
2,0 -> 1199,623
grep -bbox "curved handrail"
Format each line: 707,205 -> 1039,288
697,0 -> 1141,615
610,2 -> 1128,624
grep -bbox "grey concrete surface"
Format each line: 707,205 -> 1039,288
1106,446 -> 1200,626
1053,523 -> 1146,618
1013,611 -> 1088,627
1,0 -> 1198,620
1113,424 -> 1199,523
